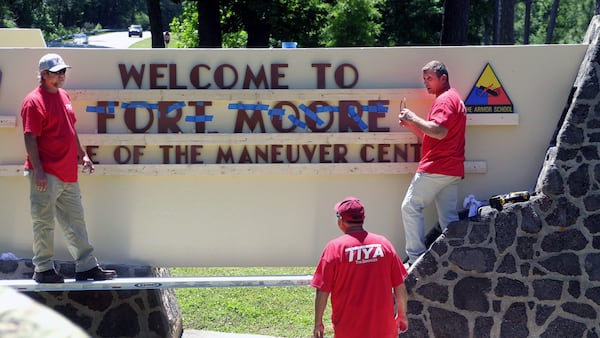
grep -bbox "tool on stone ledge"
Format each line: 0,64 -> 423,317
489,191 -> 533,211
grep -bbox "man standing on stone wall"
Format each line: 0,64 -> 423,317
398,60 -> 466,265
21,53 -> 116,283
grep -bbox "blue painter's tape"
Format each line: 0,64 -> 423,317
376,102 -> 388,112
86,106 -> 105,113
288,115 -> 306,129
316,105 -> 339,113
228,103 -> 270,111
122,101 -> 158,109
107,101 -> 115,114
86,102 -> 116,114
361,103 -> 389,113
299,104 -> 324,126
268,108 -> 286,120
185,115 -> 214,123
348,106 -> 368,131
167,101 -> 186,114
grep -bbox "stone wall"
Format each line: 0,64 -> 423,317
0,258 -> 182,338
402,16 -> 600,338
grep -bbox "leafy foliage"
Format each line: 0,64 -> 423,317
1,0 -> 596,48
321,0 -> 383,47
514,0 -> 595,44
1,0 -> 181,42
379,0 -> 444,46
169,1 -> 199,48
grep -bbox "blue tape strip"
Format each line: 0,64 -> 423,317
316,106 -> 339,113
376,102 -> 388,112
86,101 -> 116,114
122,102 -> 158,109
362,103 -> 389,113
86,106 -> 106,113
348,106 -> 368,131
299,104 -> 324,126
185,115 -> 214,122
228,103 -> 270,111
268,108 -> 286,120
288,115 -> 306,129
166,101 -> 186,114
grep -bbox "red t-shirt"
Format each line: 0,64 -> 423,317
417,87 -> 466,178
312,231 -> 408,338
21,87 -> 79,183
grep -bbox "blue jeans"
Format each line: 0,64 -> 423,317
402,173 -> 461,264
27,171 -> 98,273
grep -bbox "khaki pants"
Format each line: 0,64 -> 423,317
27,171 -> 98,273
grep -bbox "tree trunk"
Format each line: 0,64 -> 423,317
197,0 -> 222,47
147,0 -> 165,48
546,0 -> 560,44
441,0 -> 470,45
523,0 -> 532,44
493,0 -> 500,44
233,0 -> 271,47
499,0 -> 516,44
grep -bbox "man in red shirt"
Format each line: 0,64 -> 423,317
398,60 -> 466,265
312,197 -> 408,338
21,53 -> 116,283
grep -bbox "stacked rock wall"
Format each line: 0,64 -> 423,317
402,16 -> 600,338
0,259 -> 182,338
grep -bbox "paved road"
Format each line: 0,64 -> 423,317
87,30 -> 148,48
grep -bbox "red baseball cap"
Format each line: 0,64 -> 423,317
334,197 -> 365,222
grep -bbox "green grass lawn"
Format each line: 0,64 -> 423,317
171,267 -> 332,338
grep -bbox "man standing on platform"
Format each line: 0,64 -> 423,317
21,53 -> 116,283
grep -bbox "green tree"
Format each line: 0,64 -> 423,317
321,0 -> 382,47
267,0 -> 328,47
514,0 -> 594,44
379,0 -> 443,46
170,0 -> 199,47
170,1 -> 199,48
468,0 -> 494,44
170,0 -> 327,48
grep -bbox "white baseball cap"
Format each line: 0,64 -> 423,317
38,53 -> 71,72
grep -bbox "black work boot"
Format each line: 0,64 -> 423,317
75,266 -> 117,281
33,269 -> 65,283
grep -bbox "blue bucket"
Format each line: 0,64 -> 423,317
282,41 -> 297,48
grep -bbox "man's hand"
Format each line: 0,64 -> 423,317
34,169 -> 48,192
313,323 -> 324,338
398,108 -> 415,126
396,314 -> 408,334
81,155 -> 95,174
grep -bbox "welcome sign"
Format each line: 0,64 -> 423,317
0,43 -> 585,266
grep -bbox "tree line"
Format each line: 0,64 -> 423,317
1,0 -> 598,48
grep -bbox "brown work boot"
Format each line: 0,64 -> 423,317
33,269 -> 65,283
75,266 -> 117,281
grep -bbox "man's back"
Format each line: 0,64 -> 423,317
312,231 -> 406,338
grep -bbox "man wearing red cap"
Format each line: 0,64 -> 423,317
311,197 -> 408,338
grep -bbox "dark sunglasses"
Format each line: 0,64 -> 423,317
49,69 -> 67,75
